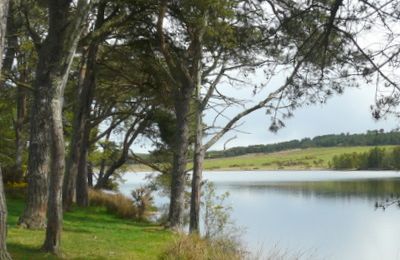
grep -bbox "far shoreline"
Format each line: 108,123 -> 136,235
125,166 -> 399,173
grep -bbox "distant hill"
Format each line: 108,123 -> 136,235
206,130 -> 400,159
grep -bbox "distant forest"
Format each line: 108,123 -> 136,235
206,130 -> 400,159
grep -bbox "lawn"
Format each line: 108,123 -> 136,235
6,197 -> 173,259
201,145 -> 398,171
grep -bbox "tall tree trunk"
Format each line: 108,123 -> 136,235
76,148 -> 89,207
42,94 -> 65,255
4,0 -> 26,183
168,89 -> 192,230
75,42 -> 98,207
87,162 -> 93,187
41,0 -> 90,254
97,131 -> 111,182
0,0 -> 12,259
0,167 -> 11,260
14,85 -> 27,183
62,56 -> 87,210
64,2 -> 106,208
18,87 -> 50,229
18,1 -> 51,229
189,96 -> 204,233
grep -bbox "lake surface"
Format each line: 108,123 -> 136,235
120,171 -> 400,260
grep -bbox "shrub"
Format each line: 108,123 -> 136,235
4,182 -> 27,199
131,186 -> 154,220
89,189 -> 137,219
159,235 -> 245,260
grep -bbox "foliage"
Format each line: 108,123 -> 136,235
159,234 -> 245,260
330,146 -> 400,170
131,186 -> 154,220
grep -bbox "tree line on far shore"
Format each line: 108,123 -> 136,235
206,130 -> 400,159
330,146 -> 400,170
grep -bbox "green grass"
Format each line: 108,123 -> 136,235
202,145 -> 399,171
6,197 -> 173,259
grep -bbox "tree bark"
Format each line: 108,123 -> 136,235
0,167 -> 11,260
74,42 -> 98,207
189,94 -> 204,233
62,56 -> 87,210
41,0 -> 91,254
76,148 -> 89,207
168,87 -> 192,230
17,0 -> 51,229
3,0 -> 26,183
14,83 -> 27,183
0,0 -> 12,258
42,96 -> 65,255
64,28 -> 100,208
18,56 -> 51,228
87,162 -> 93,187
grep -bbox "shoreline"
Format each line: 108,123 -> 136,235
125,167 -> 398,173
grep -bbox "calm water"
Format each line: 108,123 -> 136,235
120,171 -> 400,260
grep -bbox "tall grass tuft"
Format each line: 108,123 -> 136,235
89,189 -> 137,219
131,186 -> 154,220
159,234 -> 246,260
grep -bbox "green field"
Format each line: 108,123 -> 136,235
202,146 -> 398,171
6,198 -> 173,259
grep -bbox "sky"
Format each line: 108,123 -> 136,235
204,84 -> 397,151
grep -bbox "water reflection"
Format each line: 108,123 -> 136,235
218,179 -> 400,200
121,171 -> 400,260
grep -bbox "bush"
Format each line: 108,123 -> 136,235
159,235 -> 245,260
4,182 -> 27,199
89,189 -> 137,219
131,186 -> 154,220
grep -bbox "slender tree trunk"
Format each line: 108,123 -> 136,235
0,0 -> 12,258
76,146 -> 89,207
95,159 -> 124,189
95,119 -> 147,189
189,99 -> 204,233
75,42 -> 98,206
2,0 -> 17,78
3,0 -> 25,183
63,57 -> 87,210
87,162 -> 93,187
64,3 -> 105,207
0,167 -> 11,260
97,131 -> 112,183
42,95 -> 65,255
41,0 -> 90,254
14,85 -> 27,182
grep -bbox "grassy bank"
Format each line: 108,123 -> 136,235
202,146 -> 398,171
127,146 -> 399,172
6,197 -> 173,259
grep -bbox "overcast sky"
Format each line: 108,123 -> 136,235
204,84 -> 396,151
